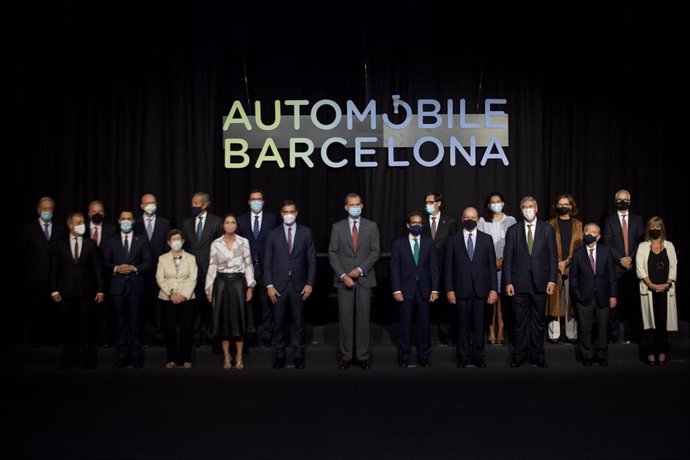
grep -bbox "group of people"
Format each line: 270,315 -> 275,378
22,188 -> 678,370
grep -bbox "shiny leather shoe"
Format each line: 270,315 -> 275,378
112,361 -> 126,370
596,359 -> 608,367
533,359 -> 549,368
457,360 -> 469,368
418,359 -> 430,368
294,358 -> 305,369
262,338 -> 272,348
472,360 -> 487,368
358,359 -> 371,369
338,360 -> 351,370
582,360 -> 593,367
398,359 -> 409,368
510,359 -> 524,368
273,358 -> 286,369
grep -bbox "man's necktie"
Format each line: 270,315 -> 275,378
413,238 -> 419,266
92,226 -> 99,245
253,215 -> 260,240
146,218 -> 153,240
123,235 -> 130,257
527,224 -> 534,255
196,217 -> 204,242
287,226 -> 293,254
621,214 -> 629,256
73,237 -> 79,262
44,223 -> 50,241
431,216 -> 437,240
589,248 -> 596,273
467,233 -> 474,261
352,221 -> 358,254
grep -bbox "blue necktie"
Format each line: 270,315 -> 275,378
413,238 -> 419,266
146,218 -> 153,240
43,223 -> 50,241
253,215 -> 260,240
467,233 -> 474,261
196,217 -> 203,242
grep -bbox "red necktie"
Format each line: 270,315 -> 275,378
92,226 -> 99,246
352,221 -> 358,254
621,214 -> 629,256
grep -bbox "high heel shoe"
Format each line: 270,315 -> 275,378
234,357 -> 244,370
223,356 -> 232,369
658,353 -> 667,366
646,355 -> 656,366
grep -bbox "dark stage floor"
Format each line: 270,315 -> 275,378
3,323 -> 689,459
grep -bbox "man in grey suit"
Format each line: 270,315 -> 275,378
328,193 -> 380,369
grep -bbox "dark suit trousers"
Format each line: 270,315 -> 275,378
161,299 -> 194,363
272,284 -> 305,360
112,282 -> 143,362
512,283 -> 547,361
456,296 -> 486,361
576,299 -> 609,361
248,264 -> 273,341
609,269 -> 641,343
26,281 -> 57,346
337,284 -> 371,361
398,287 -> 431,361
60,296 -> 97,366
193,280 -> 213,345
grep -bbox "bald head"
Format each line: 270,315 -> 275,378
462,207 -> 479,222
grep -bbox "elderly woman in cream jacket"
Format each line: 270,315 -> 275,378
156,229 -> 198,369
635,217 -> 677,366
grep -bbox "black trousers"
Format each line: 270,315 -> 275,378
60,296 -> 97,367
112,283 -> 143,363
247,264 -> 273,341
576,298 -> 609,361
456,296 -> 486,362
512,285 -> 547,362
398,288 -> 431,361
161,299 -> 194,364
272,284 -> 305,360
609,269 -> 641,342
644,292 -> 669,355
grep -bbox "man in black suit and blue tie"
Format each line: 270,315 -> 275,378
390,211 -> 439,367
237,189 -> 280,347
569,223 -> 617,366
503,196 -> 558,368
264,200 -> 316,369
445,207 -> 498,368
102,211 -> 152,368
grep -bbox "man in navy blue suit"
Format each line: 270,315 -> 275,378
390,211 -> 439,367
102,211 -> 152,368
238,189 -> 280,347
445,207 -> 498,368
503,196 -> 558,368
569,223 -> 618,366
264,200 -> 316,369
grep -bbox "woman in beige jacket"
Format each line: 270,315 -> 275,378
635,217 -> 677,366
156,229 -> 198,369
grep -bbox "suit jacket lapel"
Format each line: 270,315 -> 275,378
594,247 -> 604,275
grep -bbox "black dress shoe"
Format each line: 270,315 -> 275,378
510,359 -> 524,368
582,360 -> 593,367
338,360 -> 351,369
133,361 -> 143,369
533,359 -> 549,368
457,360 -> 468,368
472,360 -> 487,368
398,359 -> 409,368
596,359 -> 608,367
262,338 -> 272,348
358,359 -> 371,369
273,358 -> 286,369
294,358 -> 305,369
112,361 -> 125,370
418,359 -> 430,367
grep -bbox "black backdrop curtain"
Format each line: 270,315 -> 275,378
8,3 -> 685,322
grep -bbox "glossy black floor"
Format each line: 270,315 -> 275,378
3,323 -> 689,460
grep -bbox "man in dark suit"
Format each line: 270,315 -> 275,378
182,192 -> 222,346
102,211 -> 152,368
86,200 -> 117,347
390,211 -> 439,367
445,207 -> 498,368
134,193 -> 171,346
503,196 -> 558,368
570,223 -> 618,366
22,196 -> 66,347
264,200 -> 316,369
50,212 -> 105,369
237,189 -> 280,347
602,189 -> 644,344
328,193 -> 380,369
421,191 -> 457,346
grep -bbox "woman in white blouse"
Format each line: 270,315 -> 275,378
206,214 -> 255,369
156,229 -> 197,369
635,216 -> 678,366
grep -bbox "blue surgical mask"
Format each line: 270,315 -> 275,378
120,220 -> 133,233
489,203 -> 503,214
40,211 -> 53,222
283,214 -> 296,225
409,225 -> 422,236
191,206 -> 203,216
425,204 -> 436,215
144,204 -> 157,215
249,200 -> 264,213
348,207 -> 362,218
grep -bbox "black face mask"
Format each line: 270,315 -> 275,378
463,219 -> 477,230
91,213 -> 104,224
583,234 -> 597,245
556,206 -> 571,216
616,200 -> 630,211
649,229 -> 662,240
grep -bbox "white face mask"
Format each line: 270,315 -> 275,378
283,214 -> 296,225
522,208 -> 536,221
170,240 -> 183,251
144,204 -> 157,214
73,224 -> 86,236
